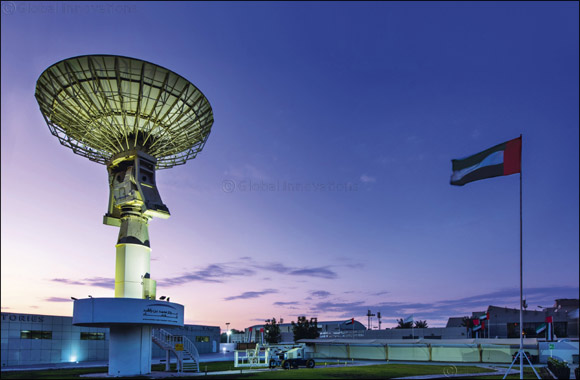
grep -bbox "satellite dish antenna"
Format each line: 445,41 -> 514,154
35,54 -> 213,223
35,55 -> 214,376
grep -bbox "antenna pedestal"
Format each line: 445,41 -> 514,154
115,243 -> 151,299
109,325 -> 153,376
37,55 -> 214,377
114,211 -> 154,299
111,210 -> 155,376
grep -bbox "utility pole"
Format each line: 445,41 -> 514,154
366,310 -> 375,330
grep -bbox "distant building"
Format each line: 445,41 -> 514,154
243,320 -> 366,343
228,333 -> 247,344
446,299 -> 579,339
553,299 -> 580,312
364,327 -> 466,340
446,317 -> 465,328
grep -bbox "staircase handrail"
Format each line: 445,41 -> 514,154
182,335 -> 200,368
152,328 -> 199,372
153,328 -> 175,348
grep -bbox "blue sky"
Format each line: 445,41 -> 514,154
1,1 -> 578,330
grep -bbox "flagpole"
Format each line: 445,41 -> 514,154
519,134 -> 523,380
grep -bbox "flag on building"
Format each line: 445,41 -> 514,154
479,313 -> 488,321
404,315 -> 414,324
450,137 -> 521,186
473,319 -> 480,326
344,318 -> 355,325
536,323 -> 547,334
473,324 -> 482,332
546,316 -> 554,340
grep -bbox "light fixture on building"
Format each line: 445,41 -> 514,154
159,296 -> 166,300
71,297 -> 78,301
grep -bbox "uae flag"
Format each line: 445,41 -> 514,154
451,137 -> 521,186
546,316 -> 554,340
344,318 -> 355,325
536,323 -> 547,334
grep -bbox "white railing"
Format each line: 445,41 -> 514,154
182,335 -> 200,371
234,344 -> 270,368
152,329 -> 199,372
153,328 -> 174,348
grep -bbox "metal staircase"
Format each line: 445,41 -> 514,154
152,328 -> 200,372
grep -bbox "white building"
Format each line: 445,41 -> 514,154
1,312 -> 220,368
243,319 -> 367,343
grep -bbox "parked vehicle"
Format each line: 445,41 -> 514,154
268,345 -> 315,369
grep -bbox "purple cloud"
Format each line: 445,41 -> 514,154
224,289 -> 278,301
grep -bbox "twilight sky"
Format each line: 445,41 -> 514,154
1,1 -> 578,331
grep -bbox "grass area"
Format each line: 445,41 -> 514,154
205,364 -> 494,379
0,362 -> 493,379
152,361 -> 236,372
4,362 -> 552,379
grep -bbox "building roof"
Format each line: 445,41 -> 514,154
247,319 -> 366,329
554,299 -> 579,311
446,317 -> 465,328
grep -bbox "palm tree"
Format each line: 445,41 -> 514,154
414,320 -> 428,328
395,318 -> 413,329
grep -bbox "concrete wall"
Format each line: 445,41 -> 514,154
220,343 -> 236,352
430,344 -> 479,362
481,344 -> 516,363
312,344 -> 348,359
305,338 -> 568,364
388,344 -> 430,361
349,345 -> 386,360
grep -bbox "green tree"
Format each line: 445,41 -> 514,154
414,320 -> 428,328
395,318 -> 413,329
291,316 -> 320,342
264,318 -> 281,344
